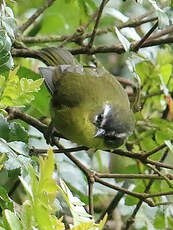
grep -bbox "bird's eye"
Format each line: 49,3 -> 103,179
94,113 -> 103,126
97,114 -> 103,122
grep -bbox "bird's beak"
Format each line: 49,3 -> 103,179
94,128 -> 105,138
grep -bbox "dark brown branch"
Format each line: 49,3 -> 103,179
132,21 -> 158,52
6,106 -> 48,135
18,0 -> 56,34
148,25 -> 173,40
98,181 -> 129,222
12,36 -> 173,59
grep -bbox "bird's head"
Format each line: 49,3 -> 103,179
93,103 -> 134,148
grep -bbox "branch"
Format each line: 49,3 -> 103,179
132,21 -> 158,52
18,0 -> 56,34
96,172 -> 173,180
29,146 -> 88,155
88,173 -> 95,216
11,35 -> 173,59
6,106 -> 48,135
88,0 -> 108,49
5,107 -> 173,219
124,149 -> 169,230
148,25 -> 173,40
20,16 -> 158,45
144,142 -> 168,158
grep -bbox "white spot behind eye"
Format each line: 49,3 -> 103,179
103,104 -> 112,118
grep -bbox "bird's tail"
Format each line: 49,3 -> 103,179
37,47 -> 78,66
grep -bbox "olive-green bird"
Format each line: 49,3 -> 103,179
39,48 -> 135,150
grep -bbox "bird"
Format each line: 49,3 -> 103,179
39,47 -> 135,150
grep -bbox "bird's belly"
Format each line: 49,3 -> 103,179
51,107 -> 107,149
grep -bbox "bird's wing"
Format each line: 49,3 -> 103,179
39,66 -> 57,94
40,64 -> 85,108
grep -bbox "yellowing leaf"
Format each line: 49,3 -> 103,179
0,67 -> 43,108
71,221 -> 94,230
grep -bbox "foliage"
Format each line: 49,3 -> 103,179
0,0 -> 173,230
0,1 -> 15,72
0,149 -> 106,229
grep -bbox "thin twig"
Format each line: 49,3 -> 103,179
98,181 -> 129,222
146,164 -> 173,188
132,21 -> 158,52
96,172 -> 173,180
20,17 -> 157,45
29,146 -> 88,155
88,0 -> 108,49
18,0 -> 56,34
88,174 -> 95,216
148,25 -> 173,41
144,142 -> 168,158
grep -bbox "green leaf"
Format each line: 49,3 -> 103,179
0,115 -> 10,140
156,48 -> 173,65
154,211 -> 165,229
0,67 -> 43,108
3,209 -> 22,230
115,27 -> 130,52
159,64 -> 172,85
9,123 -> 29,143
125,195 -> 138,206
136,61 -> 154,84
58,179 -> 92,226
165,140 -> 173,153
20,201 -> 34,230
0,186 -> 13,211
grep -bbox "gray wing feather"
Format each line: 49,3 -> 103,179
39,67 -> 57,94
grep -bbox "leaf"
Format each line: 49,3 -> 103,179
159,64 -> 172,85
165,140 -> 173,153
17,66 -> 50,117
59,179 -> 92,227
3,210 -> 22,230
0,115 -> 10,140
0,186 -> 13,211
0,4 -> 15,72
9,123 -> 29,143
115,27 -> 130,52
0,67 -> 43,108
71,221 -> 94,230
154,211 -> 165,229
20,201 -> 34,230
147,0 -> 163,12
156,48 -> 173,66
